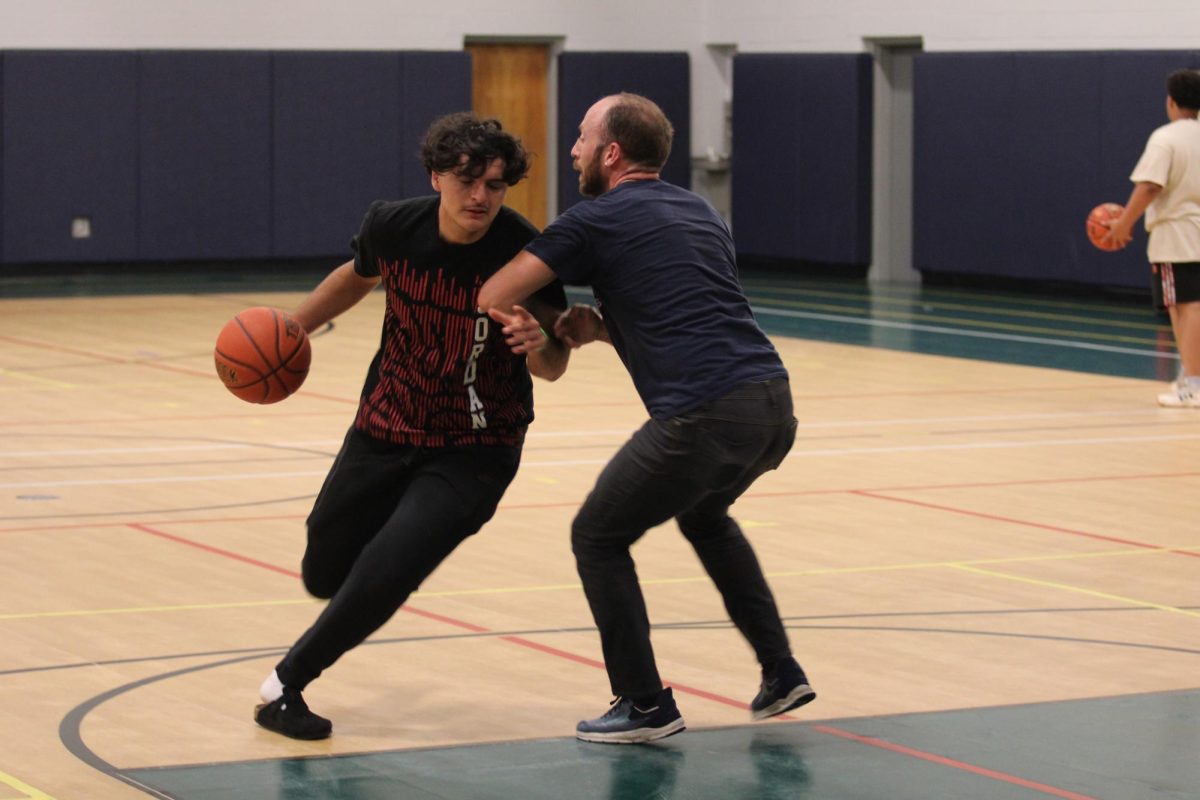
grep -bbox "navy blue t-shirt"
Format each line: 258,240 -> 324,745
526,180 -> 787,418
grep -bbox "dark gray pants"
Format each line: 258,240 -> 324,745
571,377 -> 798,698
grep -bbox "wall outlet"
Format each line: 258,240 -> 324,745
71,216 -> 92,239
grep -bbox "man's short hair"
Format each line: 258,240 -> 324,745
1167,69 -> 1200,111
601,93 -> 674,171
420,112 -> 531,185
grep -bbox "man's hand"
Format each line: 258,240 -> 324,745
487,304 -> 548,354
553,303 -> 608,348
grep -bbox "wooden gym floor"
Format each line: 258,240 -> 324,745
0,269 -> 1196,799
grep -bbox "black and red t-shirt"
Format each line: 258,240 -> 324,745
350,197 -> 565,447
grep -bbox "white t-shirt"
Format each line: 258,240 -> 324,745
1130,117 -> 1200,263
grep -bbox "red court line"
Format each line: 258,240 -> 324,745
127,523 -> 299,578
5,469 -> 1199,536
810,725 -> 1101,800
0,334 -> 135,365
127,521 -> 1100,798
853,491 -> 1200,558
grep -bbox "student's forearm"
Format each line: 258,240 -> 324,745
526,336 -> 569,381
293,261 -> 380,333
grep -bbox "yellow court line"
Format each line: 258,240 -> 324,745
4,544 -> 1195,622
0,368 -> 76,389
952,564 -> 1200,619
0,771 -> 56,800
765,543 -> 1200,580
0,598 -> 315,621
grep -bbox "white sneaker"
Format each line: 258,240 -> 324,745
1158,379 -> 1200,408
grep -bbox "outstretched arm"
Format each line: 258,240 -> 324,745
292,260 -> 381,333
554,303 -> 610,348
478,250 -> 558,314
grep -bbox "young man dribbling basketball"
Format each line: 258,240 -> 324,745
253,112 -> 569,739
1103,69 -> 1200,407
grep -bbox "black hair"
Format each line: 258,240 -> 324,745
419,112 -> 531,185
1167,69 -> 1200,111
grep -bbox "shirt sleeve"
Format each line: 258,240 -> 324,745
1130,131 -> 1171,187
351,200 -> 386,278
525,206 -> 595,285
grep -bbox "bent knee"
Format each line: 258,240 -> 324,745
300,559 -> 343,600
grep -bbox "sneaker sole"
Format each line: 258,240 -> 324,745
751,685 -> 817,721
575,717 -> 687,744
253,702 -> 333,740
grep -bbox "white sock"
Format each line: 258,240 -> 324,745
259,669 -> 284,703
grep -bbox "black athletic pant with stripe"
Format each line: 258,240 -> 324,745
275,427 -> 520,690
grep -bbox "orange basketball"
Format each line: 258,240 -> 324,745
213,307 -> 311,404
1087,202 -> 1124,251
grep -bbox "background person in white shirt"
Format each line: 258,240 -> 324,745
1105,68 -> 1200,408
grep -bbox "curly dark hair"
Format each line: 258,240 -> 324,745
1167,69 -> 1200,112
419,112 -> 531,186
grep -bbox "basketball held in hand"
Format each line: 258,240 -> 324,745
214,307 -> 311,404
1086,202 -> 1124,252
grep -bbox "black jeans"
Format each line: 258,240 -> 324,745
276,427 -> 521,690
571,377 -> 798,698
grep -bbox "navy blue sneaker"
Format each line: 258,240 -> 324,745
254,687 -> 332,740
751,658 -> 816,720
576,687 -> 686,744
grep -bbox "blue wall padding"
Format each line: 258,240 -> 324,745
272,51 -> 469,258
138,51 -> 273,261
272,52 -> 404,258
0,48 -> 468,265
398,52 -> 472,199
914,50 -> 1200,288
556,52 -> 690,213
1,51 -> 139,263
731,53 -> 873,266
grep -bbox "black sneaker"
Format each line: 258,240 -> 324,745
254,687 -> 332,740
751,659 -> 816,721
576,687 -> 686,744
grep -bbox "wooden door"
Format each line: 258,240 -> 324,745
466,43 -> 550,229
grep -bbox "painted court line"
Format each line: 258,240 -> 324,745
0,410 -> 1175,458
4,470 -> 1198,535
854,492 -> 1200,557
4,431 -> 1200,489
111,522 -> 1103,800
953,564 -> 1200,619
8,540 -> 1200,622
0,769 -> 55,800
752,305 -> 1178,360
0,772 -> 55,800
810,725 -> 1101,800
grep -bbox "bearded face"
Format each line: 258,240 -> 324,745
577,143 -> 608,198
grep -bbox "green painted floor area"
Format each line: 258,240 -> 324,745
738,275 -> 1177,384
2,265 -> 1178,383
124,689 -> 1199,800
